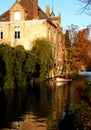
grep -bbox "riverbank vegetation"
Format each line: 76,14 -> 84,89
0,38 -> 53,90
69,81 -> 91,129
64,26 -> 91,129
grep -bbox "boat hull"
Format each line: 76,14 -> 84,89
56,77 -> 72,82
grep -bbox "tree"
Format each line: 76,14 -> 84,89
77,28 -> 89,42
71,43 -> 87,72
13,45 -> 27,87
30,38 -> 53,81
0,44 -> 15,89
67,24 -> 79,45
71,28 -> 91,72
63,30 -> 72,73
78,0 -> 91,13
64,30 -> 71,48
24,50 -> 38,84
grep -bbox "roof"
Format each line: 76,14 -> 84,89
0,0 -> 48,21
0,0 -> 60,28
0,10 -> 10,21
20,0 -> 33,20
38,7 -> 48,19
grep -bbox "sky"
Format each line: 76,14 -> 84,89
0,0 -> 91,31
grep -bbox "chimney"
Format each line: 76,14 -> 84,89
33,0 -> 38,19
46,5 -> 50,17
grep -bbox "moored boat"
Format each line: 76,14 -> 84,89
55,75 -> 72,82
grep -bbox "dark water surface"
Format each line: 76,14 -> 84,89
0,72 -> 91,130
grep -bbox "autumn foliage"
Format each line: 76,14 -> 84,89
65,27 -> 91,72
76,28 -> 91,70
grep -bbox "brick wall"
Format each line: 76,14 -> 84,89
33,0 -> 38,19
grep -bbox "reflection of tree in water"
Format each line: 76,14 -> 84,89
0,83 -> 55,129
59,109 -> 75,130
58,82 -> 75,130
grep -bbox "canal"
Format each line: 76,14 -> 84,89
0,72 -> 91,130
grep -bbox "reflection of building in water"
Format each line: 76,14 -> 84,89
11,114 -> 47,130
69,81 -> 76,107
63,83 -> 71,110
46,82 -> 71,129
9,82 -> 71,130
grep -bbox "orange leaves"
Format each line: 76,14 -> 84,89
77,28 -> 89,42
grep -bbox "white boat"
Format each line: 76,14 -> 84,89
55,76 -> 72,82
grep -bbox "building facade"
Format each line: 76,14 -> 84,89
0,0 -> 64,68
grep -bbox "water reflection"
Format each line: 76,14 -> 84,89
0,81 -> 71,130
0,73 -> 91,130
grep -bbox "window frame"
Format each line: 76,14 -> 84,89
0,28 -> 3,40
14,27 -> 20,39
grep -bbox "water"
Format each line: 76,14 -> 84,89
0,72 -> 91,130
79,71 -> 91,76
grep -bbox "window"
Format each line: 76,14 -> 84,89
54,30 -> 56,45
14,27 -> 20,39
14,11 -> 21,21
2,15 -> 6,20
0,28 -> 3,39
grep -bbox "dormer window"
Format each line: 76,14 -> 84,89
14,11 -> 21,21
2,15 -> 6,20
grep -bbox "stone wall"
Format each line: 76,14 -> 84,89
0,20 -> 50,50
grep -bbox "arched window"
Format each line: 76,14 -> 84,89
14,11 -> 21,21
0,28 -> 3,39
14,27 -> 20,39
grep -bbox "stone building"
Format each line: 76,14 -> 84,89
0,0 -> 64,68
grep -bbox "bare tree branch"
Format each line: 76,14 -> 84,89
79,0 -> 91,12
